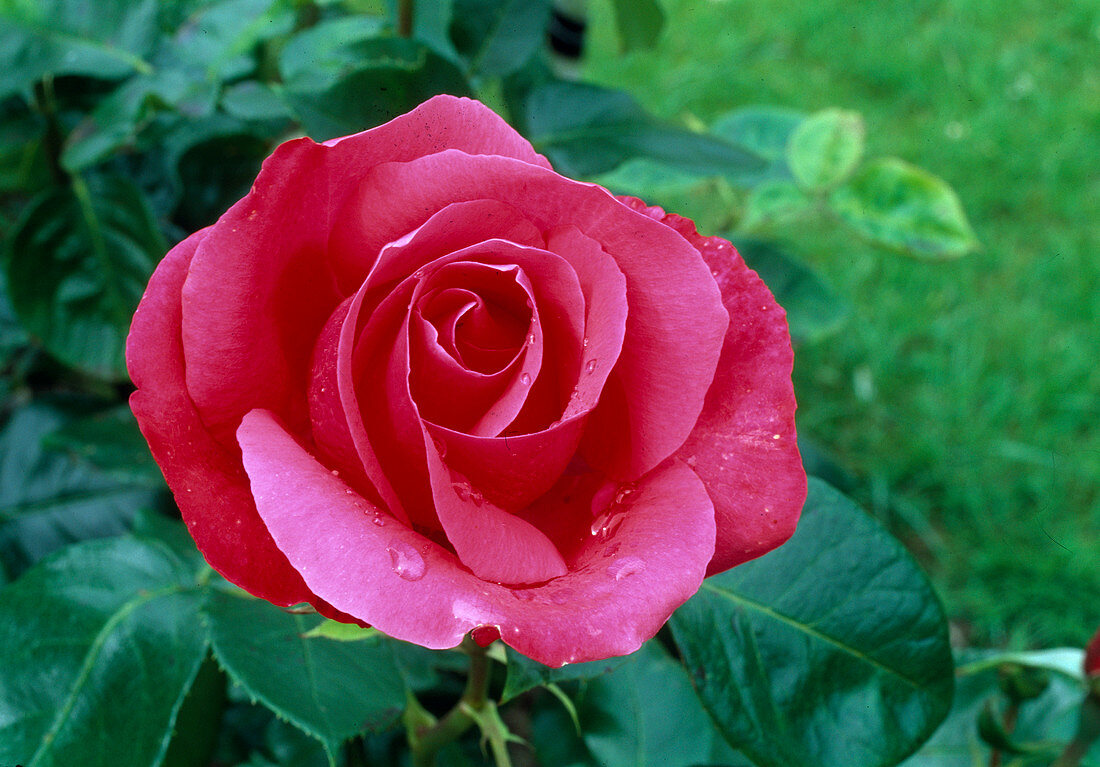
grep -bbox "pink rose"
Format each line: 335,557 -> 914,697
127,95 -> 805,666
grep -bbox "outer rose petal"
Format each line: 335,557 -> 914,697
238,409 -> 716,666
126,230 -> 314,607
619,198 -> 806,574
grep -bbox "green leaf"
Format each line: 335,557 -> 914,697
301,620 -> 380,642
61,70 -> 217,172
221,80 -> 293,122
164,0 -> 295,83
829,157 -> 978,259
3,173 -> 164,379
0,0 -> 159,100
740,179 -> 813,232
526,81 -> 767,179
731,237 -> 850,343
282,37 -> 472,142
41,403 -> 163,486
710,105 -> 805,185
0,536 -> 209,767
278,15 -> 388,92
0,402 -> 160,579
204,591 -> 409,759
788,107 -> 865,190
450,0 -> 552,78
609,0 -> 665,51
903,649 -> 1100,767
669,478 -> 955,767
579,642 -> 748,767
501,645 -> 624,703
956,648 -> 1086,682
162,654 -> 227,767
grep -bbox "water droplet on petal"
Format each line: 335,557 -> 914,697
585,359 -> 598,374
413,267 -> 426,279
607,556 -> 646,581
386,541 -> 426,581
685,455 -> 698,468
331,469 -> 340,477
613,483 -> 635,506
526,332 -> 536,345
372,516 -> 386,527
590,509 -> 624,540
582,336 -> 590,348
452,482 -> 473,502
519,372 -> 531,386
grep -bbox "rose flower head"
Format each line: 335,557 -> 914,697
127,96 -> 806,666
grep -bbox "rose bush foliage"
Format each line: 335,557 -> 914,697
127,96 -> 805,666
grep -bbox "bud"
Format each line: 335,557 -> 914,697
1086,626 -> 1100,679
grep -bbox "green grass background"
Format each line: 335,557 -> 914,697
584,0 -> 1100,646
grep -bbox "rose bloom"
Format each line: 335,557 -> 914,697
128,96 -> 805,666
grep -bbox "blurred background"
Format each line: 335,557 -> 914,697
579,0 -> 1099,646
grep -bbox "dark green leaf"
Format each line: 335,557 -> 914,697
164,0 -> 294,83
788,108 -> 864,190
829,157 -> 978,259
3,173 -> 164,379
731,237 -> 850,343
578,642 -> 747,767
205,591 -> 409,759
710,105 -> 804,185
408,0 -> 459,61
670,478 -> 955,767
282,38 -> 471,142
0,105 -> 50,194
0,402 -> 160,579
61,70 -> 217,172
132,508 -> 207,576
903,649 -> 1100,766
0,0 -> 159,99
221,81 -> 293,122
0,536 -> 209,767
278,15 -> 388,92
609,0 -> 665,51
526,81 -> 766,179
41,403 -> 163,485
501,645 -> 624,703
450,0 -> 551,78
162,654 -> 227,767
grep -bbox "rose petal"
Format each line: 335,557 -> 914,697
332,151 -> 726,479
238,409 -> 715,665
180,96 -> 550,447
127,230 -> 314,606
622,202 -> 806,574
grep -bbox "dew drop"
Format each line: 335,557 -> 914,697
607,556 -> 646,581
582,336 -> 589,348
526,332 -> 537,345
613,483 -> 635,506
386,541 -> 426,581
585,358 -> 598,374
371,516 -> 386,527
519,372 -> 531,386
413,267 -> 426,279
452,482 -> 473,502
590,509 -> 624,540
685,455 -> 698,468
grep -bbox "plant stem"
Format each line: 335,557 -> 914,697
397,0 -> 414,37
409,636 -> 492,766
33,77 -> 66,185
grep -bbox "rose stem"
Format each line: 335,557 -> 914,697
397,0 -> 414,37
409,635 -> 507,766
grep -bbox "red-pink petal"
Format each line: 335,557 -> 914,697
332,151 -> 726,478
626,203 -> 805,575
238,408 -> 715,665
126,231 -> 315,607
